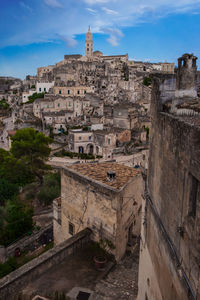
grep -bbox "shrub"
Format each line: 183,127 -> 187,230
0,257 -> 18,278
143,77 -> 152,87
37,172 -> 61,206
26,92 -> 45,104
37,185 -> 60,206
26,190 -> 35,201
0,199 -> 34,246
0,99 -> 9,110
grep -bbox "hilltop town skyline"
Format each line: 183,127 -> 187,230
0,0 -> 200,79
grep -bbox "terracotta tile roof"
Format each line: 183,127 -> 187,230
7,130 -> 16,136
66,162 -> 140,190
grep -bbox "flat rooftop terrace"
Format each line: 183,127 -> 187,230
21,245 -> 139,300
21,248 -> 100,299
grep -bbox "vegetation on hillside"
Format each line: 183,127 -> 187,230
143,77 -> 152,87
11,128 -> 52,184
26,92 -> 45,104
0,98 -> 10,110
0,128 -> 53,246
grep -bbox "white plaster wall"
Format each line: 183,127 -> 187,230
36,81 -> 54,93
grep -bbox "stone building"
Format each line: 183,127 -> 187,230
68,127 -> 131,158
36,81 -> 54,93
68,129 -> 94,154
137,54 -> 200,300
22,90 -> 35,103
37,65 -> 54,78
53,85 -> 93,96
54,163 -> 143,261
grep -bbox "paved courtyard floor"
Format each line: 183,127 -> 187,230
21,244 -> 139,300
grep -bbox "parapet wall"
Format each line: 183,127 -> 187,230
6,224 -> 53,259
0,228 -> 92,300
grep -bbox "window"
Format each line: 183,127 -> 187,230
87,48 -> 89,51
69,222 -> 74,235
59,90 -> 61,94
79,136 -> 82,140
39,88 -> 41,92
58,103 -> 60,107
89,136 -> 92,141
44,88 -> 46,92
68,103 -> 71,107
67,90 -> 70,94
77,90 -> 80,95
84,90 -> 86,94
189,174 -> 199,218
108,138 -> 111,145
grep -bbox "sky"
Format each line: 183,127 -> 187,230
0,0 -> 200,79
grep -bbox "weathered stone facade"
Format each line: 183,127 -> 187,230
138,54 -> 200,300
55,163 -> 143,261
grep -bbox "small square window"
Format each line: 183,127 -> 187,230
69,222 -> 74,235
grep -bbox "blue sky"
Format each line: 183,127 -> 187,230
0,0 -> 200,79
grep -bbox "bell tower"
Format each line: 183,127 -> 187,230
85,26 -> 93,58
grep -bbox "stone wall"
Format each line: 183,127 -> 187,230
0,224 -> 53,263
60,168 -> 118,246
0,228 -> 91,300
138,74 -> 200,299
138,197 -> 190,300
59,167 -> 143,261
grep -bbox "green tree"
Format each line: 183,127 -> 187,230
0,198 -> 33,246
27,92 -> 44,104
0,179 -> 19,205
0,99 -> 10,110
37,172 -> 61,206
143,77 -> 152,87
10,128 -> 52,184
0,149 -> 33,186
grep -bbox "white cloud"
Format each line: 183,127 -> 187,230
2,0 -> 200,49
104,27 -> 124,46
44,0 -> 62,8
107,35 -> 118,46
84,0 -> 109,4
19,2 -> 33,13
102,7 -> 118,15
86,8 -> 97,14
58,35 -> 78,47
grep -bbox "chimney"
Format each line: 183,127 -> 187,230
107,170 -> 116,182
